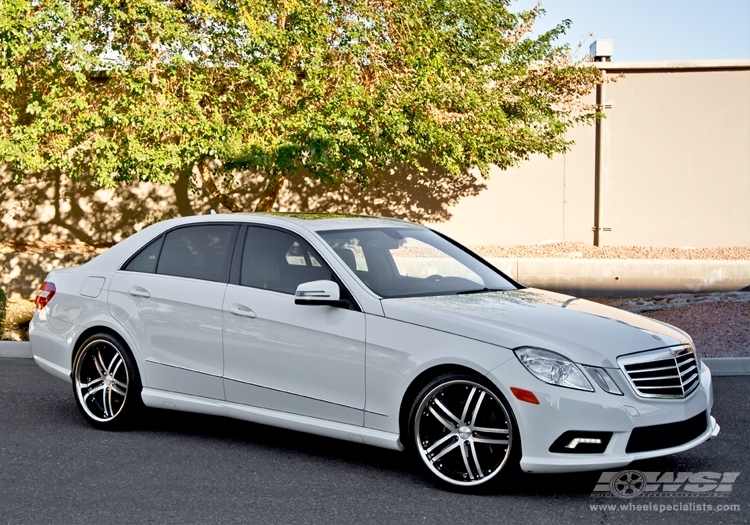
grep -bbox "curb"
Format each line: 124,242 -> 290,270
2,341 -> 748,376
485,258 -> 750,298
702,358 -> 750,377
0,341 -> 32,358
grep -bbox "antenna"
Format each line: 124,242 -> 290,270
210,209 -> 217,215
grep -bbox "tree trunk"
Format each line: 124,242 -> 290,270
254,175 -> 286,212
197,159 -> 245,213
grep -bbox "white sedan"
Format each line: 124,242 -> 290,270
30,214 -> 719,489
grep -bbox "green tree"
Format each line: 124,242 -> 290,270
0,0 -> 601,212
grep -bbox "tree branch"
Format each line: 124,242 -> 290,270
254,175 -> 286,212
197,159 -> 245,212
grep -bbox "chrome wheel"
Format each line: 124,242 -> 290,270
74,338 -> 130,423
414,379 -> 514,487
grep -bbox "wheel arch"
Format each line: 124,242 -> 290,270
72,325 -> 135,371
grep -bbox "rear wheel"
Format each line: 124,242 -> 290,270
409,373 -> 519,489
72,333 -> 142,429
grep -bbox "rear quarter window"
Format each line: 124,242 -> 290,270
122,236 -> 163,274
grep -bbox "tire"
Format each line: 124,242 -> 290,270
72,333 -> 142,429
408,373 -> 520,490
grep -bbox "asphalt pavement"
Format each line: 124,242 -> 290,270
1,358 -> 747,525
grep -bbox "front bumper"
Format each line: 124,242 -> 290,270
487,356 -> 716,474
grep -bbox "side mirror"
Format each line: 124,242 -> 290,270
294,280 -> 348,307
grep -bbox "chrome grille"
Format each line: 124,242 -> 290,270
618,346 -> 700,399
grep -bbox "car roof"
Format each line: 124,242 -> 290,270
251,213 -> 416,232
79,212 -> 424,271
150,212 -> 420,232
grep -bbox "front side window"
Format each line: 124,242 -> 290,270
319,228 -> 515,298
241,227 -> 333,294
155,224 -> 235,282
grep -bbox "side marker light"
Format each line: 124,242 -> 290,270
510,387 -> 540,405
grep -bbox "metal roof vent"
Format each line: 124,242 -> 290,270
590,39 -> 613,62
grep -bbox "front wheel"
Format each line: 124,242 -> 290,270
410,374 -> 519,489
72,333 -> 142,429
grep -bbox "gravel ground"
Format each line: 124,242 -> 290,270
592,292 -> 750,358
392,241 -> 750,259
472,242 -> 750,260
643,302 -> 750,358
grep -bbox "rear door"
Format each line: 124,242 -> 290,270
108,223 -> 237,399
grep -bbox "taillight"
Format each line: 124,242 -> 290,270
35,282 -> 56,309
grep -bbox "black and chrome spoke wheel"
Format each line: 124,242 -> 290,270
72,334 -> 141,429
412,375 -> 517,488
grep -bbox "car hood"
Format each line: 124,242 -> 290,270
380,288 -> 691,368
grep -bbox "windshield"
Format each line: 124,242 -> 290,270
319,227 -> 517,298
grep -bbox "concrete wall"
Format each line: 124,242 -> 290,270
427,60 -> 750,248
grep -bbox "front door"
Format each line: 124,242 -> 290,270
222,226 -> 366,425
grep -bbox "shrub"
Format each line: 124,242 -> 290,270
0,288 -> 6,336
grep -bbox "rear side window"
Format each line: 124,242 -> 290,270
156,225 -> 235,282
240,227 -> 333,294
123,236 -> 163,274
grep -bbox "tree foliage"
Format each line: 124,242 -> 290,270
0,0 -> 601,212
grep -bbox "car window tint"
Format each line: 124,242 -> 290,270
123,236 -> 163,273
156,225 -> 234,282
241,227 -> 333,294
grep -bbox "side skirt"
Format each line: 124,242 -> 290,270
141,387 -> 404,452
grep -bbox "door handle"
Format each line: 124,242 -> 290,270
229,304 -> 257,318
128,286 -> 151,298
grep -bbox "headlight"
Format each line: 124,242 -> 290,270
514,347 -> 593,392
583,366 -> 623,395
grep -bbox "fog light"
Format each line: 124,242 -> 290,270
565,437 -> 602,449
549,431 -> 612,454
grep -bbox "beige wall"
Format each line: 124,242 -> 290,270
428,60 -> 750,248
600,66 -> 750,247
425,120 -> 596,246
